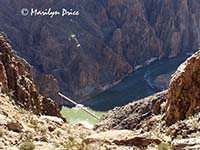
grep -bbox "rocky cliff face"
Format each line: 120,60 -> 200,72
0,33 -> 60,116
165,50 -> 200,125
0,0 -> 199,101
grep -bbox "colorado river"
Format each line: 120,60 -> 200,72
62,53 -> 190,125
83,53 -> 189,111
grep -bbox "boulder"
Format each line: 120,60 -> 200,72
39,116 -> 64,125
7,122 -> 23,132
84,130 -> 161,147
172,138 -> 200,150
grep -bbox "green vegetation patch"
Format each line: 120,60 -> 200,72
20,141 -> 35,150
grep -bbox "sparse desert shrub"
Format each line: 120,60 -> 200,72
18,108 -> 27,114
30,118 -> 38,128
19,132 -> 33,141
38,126 -> 47,134
132,146 -> 140,150
40,135 -> 48,142
66,137 -> 89,150
55,142 -> 60,147
27,132 -> 33,140
176,134 -> 183,139
45,118 -> 50,123
19,133 -> 25,140
158,143 -> 169,150
0,128 -> 4,137
192,121 -> 198,130
80,142 -> 88,150
63,138 -> 88,150
19,141 -> 35,150
14,115 -> 21,121
79,133 -> 87,139
69,136 -> 75,142
56,129 -> 62,137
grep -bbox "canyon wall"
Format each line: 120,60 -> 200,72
0,33 -> 61,116
0,0 -> 199,102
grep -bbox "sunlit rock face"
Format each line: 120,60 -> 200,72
0,0 -> 199,101
166,50 -> 200,125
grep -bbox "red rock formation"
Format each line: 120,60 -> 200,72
0,33 -> 60,117
165,50 -> 200,125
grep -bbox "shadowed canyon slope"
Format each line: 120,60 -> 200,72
0,0 -> 200,101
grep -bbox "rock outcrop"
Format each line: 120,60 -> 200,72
172,138 -> 200,150
84,130 -> 161,147
34,72 -> 63,108
0,0 -> 199,101
0,33 -> 60,117
165,50 -> 200,125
